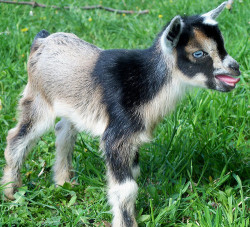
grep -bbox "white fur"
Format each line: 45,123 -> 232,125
12,103 -> 55,168
142,75 -> 186,132
53,101 -> 108,136
202,16 -> 218,26
160,16 -> 183,56
223,54 -> 237,68
108,179 -> 138,227
175,71 -> 208,88
2,99 -> 54,199
202,1 -> 227,20
160,29 -> 171,55
213,55 -> 239,78
202,1 -> 227,25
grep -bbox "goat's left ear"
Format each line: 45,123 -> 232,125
202,1 -> 227,19
163,16 -> 183,49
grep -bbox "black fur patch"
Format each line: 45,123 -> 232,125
93,47 -> 168,141
177,49 -> 214,77
31,30 -> 50,52
17,121 -> 32,138
106,156 -> 133,183
93,13 -> 230,182
93,47 -> 168,182
34,29 -> 50,40
93,48 -> 167,109
103,124 -> 135,183
132,152 -> 139,167
122,209 -> 133,227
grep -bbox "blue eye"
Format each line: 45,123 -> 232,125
193,50 -> 205,58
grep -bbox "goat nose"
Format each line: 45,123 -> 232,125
229,62 -> 240,72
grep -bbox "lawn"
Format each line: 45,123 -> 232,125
0,0 -> 249,226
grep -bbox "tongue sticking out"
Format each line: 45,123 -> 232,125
216,75 -> 240,87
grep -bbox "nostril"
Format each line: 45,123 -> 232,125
229,63 -> 240,72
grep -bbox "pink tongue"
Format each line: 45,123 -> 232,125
216,75 -> 240,86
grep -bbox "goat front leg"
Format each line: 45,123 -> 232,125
104,136 -> 139,227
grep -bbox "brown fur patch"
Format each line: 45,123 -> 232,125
184,29 -> 222,67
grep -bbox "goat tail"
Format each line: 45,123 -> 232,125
34,29 -> 50,40
30,29 -> 50,53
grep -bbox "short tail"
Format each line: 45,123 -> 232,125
34,29 -> 50,40
30,29 -> 50,52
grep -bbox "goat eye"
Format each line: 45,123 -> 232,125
193,50 -> 205,58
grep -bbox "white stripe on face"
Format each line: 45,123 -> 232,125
223,55 -> 236,68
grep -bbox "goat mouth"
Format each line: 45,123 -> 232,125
215,74 -> 240,87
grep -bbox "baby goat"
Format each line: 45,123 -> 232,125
2,2 -> 240,226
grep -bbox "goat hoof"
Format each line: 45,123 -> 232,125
3,186 -> 17,200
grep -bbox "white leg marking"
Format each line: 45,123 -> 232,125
108,180 -> 138,227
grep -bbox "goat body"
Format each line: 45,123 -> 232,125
2,2 -> 241,226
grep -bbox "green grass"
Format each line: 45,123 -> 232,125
0,0 -> 249,226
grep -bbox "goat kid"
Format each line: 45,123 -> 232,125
2,2 -> 240,226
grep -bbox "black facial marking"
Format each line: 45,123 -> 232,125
177,15 -> 227,59
173,15 -> 229,90
205,75 -> 217,90
198,24 -> 227,59
177,49 -> 214,78
176,20 -> 214,79
229,62 -> 240,73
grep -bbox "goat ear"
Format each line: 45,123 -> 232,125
164,16 -> 183,48
202,1 -> 227,19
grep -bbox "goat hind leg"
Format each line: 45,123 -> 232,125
53,118 -> 77,186
1,96 -> 54,199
